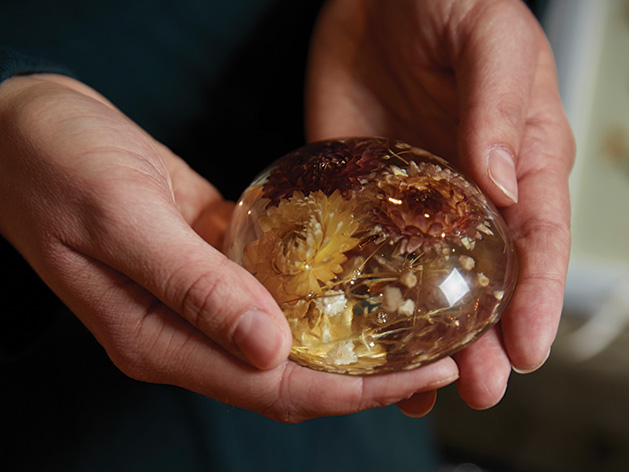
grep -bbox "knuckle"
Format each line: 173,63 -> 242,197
261,364 -> 316,424
105,321 -> 175,385
516,215 -> 571,249
178,260 -> 232,334
107,343 -> 154,383
495,99 -> 525,133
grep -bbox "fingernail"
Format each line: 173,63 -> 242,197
488,148 -> 518,204
512,348 -> 551,374
427,372 -> 460,390
232,309 -> 287,370
399,406 -> 434,419
398,391 -> 438,418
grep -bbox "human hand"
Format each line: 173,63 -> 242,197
0,73 -> 459,422
307,0 -> 574,412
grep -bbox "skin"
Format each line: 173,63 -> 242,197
307,0 -> 575,414
0,73 -> 458,423
0,0 -> 574,422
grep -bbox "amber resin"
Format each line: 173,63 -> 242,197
224,137 -> 517,374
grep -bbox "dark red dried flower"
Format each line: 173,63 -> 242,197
263,137 -> 388,205
368,163 -> 486,254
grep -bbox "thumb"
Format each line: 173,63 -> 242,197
87,197 -> 294,371
167,243 -> 294,371
455,2 -> 542,207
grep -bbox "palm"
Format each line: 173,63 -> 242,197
306,24 -> 456,162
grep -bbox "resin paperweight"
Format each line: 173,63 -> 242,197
224,137 -> 517,374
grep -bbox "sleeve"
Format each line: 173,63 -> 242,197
0,47 -> 75,84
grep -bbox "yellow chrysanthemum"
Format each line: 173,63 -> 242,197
243,189 -> 360,304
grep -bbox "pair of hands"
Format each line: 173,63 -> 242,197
0,0 -> 573,422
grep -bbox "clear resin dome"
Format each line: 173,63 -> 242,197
224,137 -> 517,374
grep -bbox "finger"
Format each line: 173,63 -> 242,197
453,326 -> 512,410
71,189 -> 293,371
396,390 -> 438,418
501,187 -> 568,374
252,357 -> 458,423
197,355 -> 458,423
455,1 -> 544,207
143,233 -> 293,371
499,126 -> 573,373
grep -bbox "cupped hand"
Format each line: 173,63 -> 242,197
0,73 -> 459,422
307,0 -> 575,411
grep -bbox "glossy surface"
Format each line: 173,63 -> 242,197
224,137 -> 517,374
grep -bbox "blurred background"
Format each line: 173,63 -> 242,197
434,0 -> 629,470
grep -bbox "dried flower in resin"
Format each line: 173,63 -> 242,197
224,137 -> 517,375
242,189 -> 360,305
262,139 -> 387,205
363,160 -> 486,255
